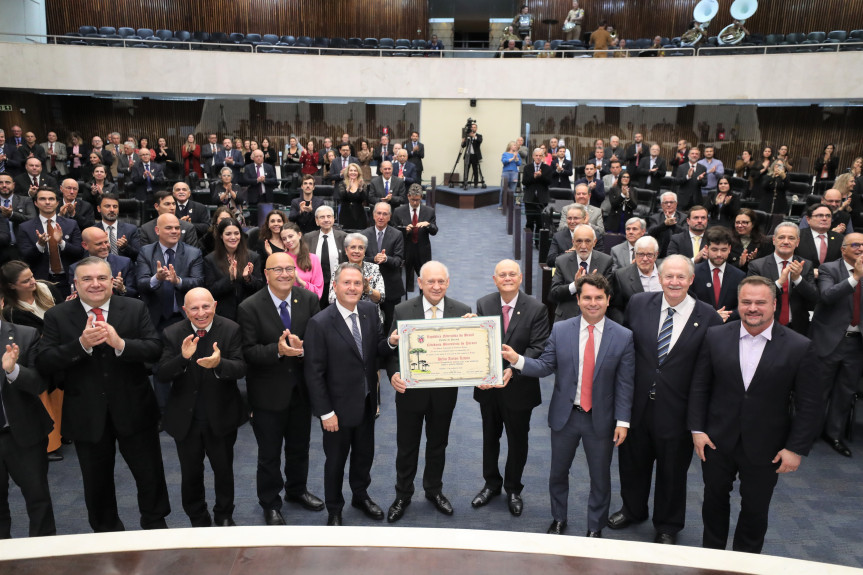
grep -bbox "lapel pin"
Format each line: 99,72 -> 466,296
293,299 -> 298,303
516,311 -> 521,315
706,282 -> 712,288
694,322 -> 699,327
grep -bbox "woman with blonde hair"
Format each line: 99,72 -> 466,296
500,141 -> 521,208
757,160 -> 787,215
335,162 -> 368,231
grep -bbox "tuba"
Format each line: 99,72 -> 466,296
718,0 -> 758,45
681,0 -> 719,46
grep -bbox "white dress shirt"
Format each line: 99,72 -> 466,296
739,322 -> 772,390
315,230 -> 339,273
658,294 -> 696,352
320,299 -> 364,421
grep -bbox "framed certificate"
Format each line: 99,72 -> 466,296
396,316 -> 503,388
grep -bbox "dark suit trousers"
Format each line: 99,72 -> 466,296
701,439 -> 779,553
321,395 -> 376,513
480,395 -> 532,494
74,417 -> 170,532
395,395 -> 456,499
821,336 -> 863,439
617,400 -> 694,534
525,202 -> 544,236
174,421 -> 237,526
153,313 -> 185,411
549,407 -> 613,531
403,241 -> 426,294
381,300 -> 397,336
465,156 -> 480,186
0,433 -> 55,538
250,384 -> 313,512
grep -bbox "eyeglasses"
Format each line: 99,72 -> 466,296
635,252 -> 657,259
843,243 -> 863,249
810,213 -> 832,218
265,266 -> 296,275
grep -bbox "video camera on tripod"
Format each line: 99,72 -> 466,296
462,117 -> 477,139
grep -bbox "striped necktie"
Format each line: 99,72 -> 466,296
657,308 -> 675,365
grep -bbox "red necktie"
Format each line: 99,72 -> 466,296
92,307 -> 105,322
712,267 -> 721,308
819,234 -> 828,264
779,261 -> 790,325
197,329 -> 207,338
411,209 -> 419,243
399,164 -> 404,178
32,176 -> 38,187
502,304 -> 512,333
853,282 -> 861,327
581,325 -> 595,412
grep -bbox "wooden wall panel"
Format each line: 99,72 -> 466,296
46,0 -> 428,41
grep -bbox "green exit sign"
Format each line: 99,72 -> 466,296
0,105 -> 12,112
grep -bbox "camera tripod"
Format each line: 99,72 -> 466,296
449,136 -> 486,190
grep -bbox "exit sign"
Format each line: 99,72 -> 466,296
0,105 -> 12,112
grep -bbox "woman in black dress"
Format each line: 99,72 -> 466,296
335,162 -> 368,232
203,218 -> 263,320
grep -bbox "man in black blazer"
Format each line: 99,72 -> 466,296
674,148 -> 708,211
461,123 -> 482,188
71,227 -> 137,298
0,173 -> 31,263
13,158 -> 58,198
173,181 -> 210,237
130,149 -> 167,202
241,149 -> 277,205
649,192 -> 687,258
522,148 -> 553,236
547,203 -> 606,268
795,204 -> 844,270
608,256 -> 722,545
666,206 -> 708,261
362,203 -> 405,332
0,130 -> 16,176
328,144 -> 359,185
392,186 -> 437,294
289,175 -> 326,234
624,133 -> 646,175
690,227 -> 744,322
471,260 -> 549,516
549,147 -> 573,189
213,138 -> 244,180
304,205 -> 348,308
238,253 -> 325,525
404,132 -> 424,184
387,261 -> 472,523
367,161 -> 407,208
549,225 -> 614,322
372,135 -> 393,166
57,178 -> 95,232
305,262 -> 397,526
138,191 -> 200,248
200,134 -> 222,177
609,235 -> 662,323
747,222 -> 818,337
38,257 -> 169,532
393,149 -> 418,188
688,276 -> 822,553
809,233 -> 863,457
157,288 -> 247,527
637,144 -> 667,191
95,193 -> 141,261
0,315 -> 56,539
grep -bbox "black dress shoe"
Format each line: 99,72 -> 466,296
585,530 -> 602,538
654,532 -> 676,544
425,492 -> 454,515
216,517 -> 236,527
607,510 -> 634,530
471,487 -> 501,508
286,491 -> 325,511
387,497 -> 411,523
327,513 -> 342,526
507,493 -> 523,517
547,520 -> 567,534
47,451 -> 63,462
191,514 -> 213,528
264,509 -> 286,526
822,433 -> 852,457
352,497 -> 384,520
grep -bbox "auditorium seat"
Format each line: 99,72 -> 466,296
346,37 -> 363,55
363,37 -> 379,49
330,37 -> 347,54
841,38 -> 863,51
154,29 -> 172,41
787,172 -> 811,184
137,28 -> 155,39
193,31 -> 210,42
814,180 -> 835,195
851,30 -> 863,39
380,37 -> 395,56
98,26 -> 116,36
728,177 -> 748,193
393,39 -> 411,56
764,34 -> 784,45
533,39 -> 546,51
298,35 -> 312,45
549,39 -> 563,52
262,34 -> 279,45
784,32 -> 806,44
807,31 -> 827,43
279,35 -> 296,45
210,32 -> 230,49
634,187 -> 656,215
174,30 -> 191,42
78,25 -> 97,36
828,30 -> 848,42
786,181 -> 812,198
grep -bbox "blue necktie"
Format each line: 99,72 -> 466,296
385,180 -> 389,195
3,199 -> 14,243
279,301 -> 291,330
657,308 -> 675,365
145,163 -> 152,190
580,261 -> 588,274
160,248 -> 175,318
349,312 -> 368,394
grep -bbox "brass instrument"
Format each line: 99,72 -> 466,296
681,0 -> 719,46
718,0 -> 758,45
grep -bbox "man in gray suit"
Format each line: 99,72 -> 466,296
609,235 -> 662,322
0,172 -> 35,263
574,183 -> 605,237
503,274 -> 634,537
200,134 -> 222,177
611,217 -> 647,270
368,161 -> 406,208
40,132 -> 67,177
138,191 -> 199,248
549,225 -> 614,322
303,205 -> 348,307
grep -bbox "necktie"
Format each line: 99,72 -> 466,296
3,199 -> 13,243
692,235 -> 701,256
377,230 -> 384,253
657,308 -> 675,365
411,209 -> 419,243
145,164 -> 152,190
49,143 -> 55,170
712,267 -> 721,308
385,180 -> 389,195
32,176 -> 38,187
320,235 -> 331,296
161,248 -> 176,318
196,329 -> 207,338
580,325 -> 595,411
107,225 -> 117,255
853,282 -> 861,327
819,234 -> 828,264
279,301 -> 291,330
431,305 -> 438,319
349,312 -> 363,358
630,246 -> 635,263
779,261 -> 790,325
257,164 -> 265,195
580,261 -> 588,274
399,164 -> 404,178
45,219 -> 63,274
92,307 -> 105,322
502,304 -> 512,333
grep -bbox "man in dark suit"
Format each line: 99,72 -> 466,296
624,133 -> 646,175
57,178 -> 95,231
305,262 -> 397,525
549,225 -> 614,322
609,235 -> 662,323
0,313 -> 56,539
13,158 -> 58,198
200,134 -> 222,177
690,227 -> 745,323
550,147 -> 573,189
12,133 -> 47,172
674,148 -> 708,211
157,288 -> 246,527
573,162 -> 606,209
38,257 -> 169,532
70,227 -> 137,298
503,274 -> 634,537
130,149 -> 167,202
392,149 -> 417,188
329,144 -> 359,185
547,203 -> 605,267
372,135 -> 393,166
666,206 -> 708,261
289,175 -> 326,234
138,191 -> 200,248
795,204 -> 844,270
0,130 -> 16,176
688,276 -> 822,553
404,131 -> 424,184
238,253 -> 325,525
637,144 -> 667,191
241,149 -> 277,205
471,260 -> 549,516
649,192 -> 687,258
115,142 -> 139,187
747,222 -> 818,337
18,188 -> 84,298
587,149 -> 611,178
173,181 -> 210,237
95,193 -> 141,261
522,148 -> 553,236
387,261 -> 472,523
608,256 -> 722,544
368,161 -> 407,209
213,138 -> 244,180
362,203 -> 404,332
392,186 -> 437,294
89,136 -> 115,169
0,172 -> 34,264
304,205 -> 348,308
461,123 -> 483,188
810,233 -> 863,457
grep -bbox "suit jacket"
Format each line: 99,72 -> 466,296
203,251 -> 264,321
69,253 -> 137,298
795,229 -> 843,269
691,261 -> 746,317
304,229 -> 348,267
474,291 -> 550,410
386,295 -> 472,413
57,199 -> 95,232
637,155 -> 667,191
404,141 -> 424,172
587,157 -> 611,177
372,145 -> 394,166
625,143 -> 648,174
573,176 -> 606,207
289,196 -> 326,234
328,155 -> 359,183
12,144 -> 47,171
368,177 -> 407,208
521,315 -> 634,435
810,259 -> 863,358
40,142 -> 67,175
130,161 -> 167,199
609,262 -> 660,323
95,220 -> 141,260
688,321 -> 822,462
392,204 -> 437,262
546,228 -> 574,268
362,225 -> 405,301
611,240 -> 634,270
37,296 -> 163,442
213,149 -> 244,177
0,321 -> 53,448
136,241 -> 205,324
157,315 -> 247,441
391,161 -> 417,186
18,215 -> 84,280
667,231 -> 703,259
549,158 -> 573,189
175,200 -> 211,237
0,193 -> 35,235
625,292 -> 722,436
200,143 -> 223,174
13,173 -> 58,197
522,162 -> 553,205
461,134 -> 483,161
238,287 -> 320,411
0,142 -> 18,175
116,152 -> 139,182
747,256 -> 818,337
674,162 -> 708,207
548,250 -> 614,322
305,300 -> 392,427
648,210 -> 687,258
240,162 -> 277,204
138,218 -> 199,249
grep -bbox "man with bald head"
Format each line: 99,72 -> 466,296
14,157 -> 57,198
70,227 -> 136,297
549,224 -> 614,322
130,148 -> 166,202
57,178 -> 95,231
157,287 -> 246,527
368,160 -> 406,208
799,188 -> 853,234
392,149 -> 417,187
41,131 -> 67,177
173,181 -> 210,236
240,149 -> 277,205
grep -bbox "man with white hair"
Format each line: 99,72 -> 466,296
648,192 -> 687,258
549,224 -> 613,322
609,235 -> 662,322
611,217 -> 647,270
303,204 -> 348,307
